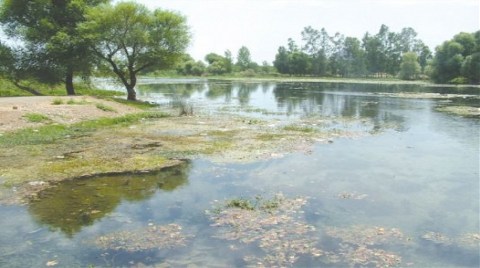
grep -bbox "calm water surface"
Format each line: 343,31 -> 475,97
1,80 -> 479,267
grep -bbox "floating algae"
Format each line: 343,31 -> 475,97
324,225 -> 410,267
93,223 -> 191,252
209,195 -> 411,267
208,194 -> 322,267
422,231 -> 480,250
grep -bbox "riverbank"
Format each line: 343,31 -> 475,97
0,94 -> 400,205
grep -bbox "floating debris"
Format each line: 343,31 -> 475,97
338,245 -> 401,268
209,194 -> 322,267
336,191 -> 368,200
93,223 -> 191,252
46,260 -> 58,267
457,233 -> 480,250
325,226 -> 409,246
422,231 -> 480,250
421,231 -> 453,246
324,225 -> 408,267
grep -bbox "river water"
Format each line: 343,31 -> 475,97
1,80 -> 479,267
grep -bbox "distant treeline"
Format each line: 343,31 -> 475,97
177,25 -> 479,84
0,0 -> 478,100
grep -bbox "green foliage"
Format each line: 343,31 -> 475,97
204,53 -> 231,75
95,103 -> 116,112
225,198 -> 256,210
23,113 -> 51,123
80,1 -> 190,100
399,52 -> 421,80
430,31 -> 480,84
176,54 -> 206,76
236,46 -> 252,71
274,25 -> 430,78
222,195 -> 282,213
0,0 -> 108,94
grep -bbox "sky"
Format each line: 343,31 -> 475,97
132,0 -> 479,63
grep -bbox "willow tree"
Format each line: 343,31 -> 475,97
0,0 -> 108,95
81,2 -> 190,100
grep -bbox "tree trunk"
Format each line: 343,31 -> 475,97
13,81 -> 43,96
126,87 -> 136,101
65,69 -> 75,95
126,67 -> 137,101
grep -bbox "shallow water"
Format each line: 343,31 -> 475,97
1,80 -> 479,267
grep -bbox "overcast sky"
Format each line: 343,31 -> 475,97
129,0 -> 478,63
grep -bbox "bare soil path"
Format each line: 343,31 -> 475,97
0,96 -> 140,133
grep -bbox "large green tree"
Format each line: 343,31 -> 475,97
398,52 -> 421,80
80,1 -> 190,100
0,0 -> 108,95
205,52 -> 230,75
236,46 -> 252,71
430,31 -> 479,84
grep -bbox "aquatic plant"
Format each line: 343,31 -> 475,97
422,231 -> 480,250
93,223 -> 191,252
324,225 -> 409,267
209,194 -> 322,267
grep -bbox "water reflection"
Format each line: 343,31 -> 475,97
28,162 -> 191,237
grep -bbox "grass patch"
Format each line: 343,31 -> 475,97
207,130 -> 239,137
108,98 -> 159,110
220,195 -> 283,212
41,155 -> 170,179
283,125 -> 316,133
95,103 -> 117,112
202,140 -> 233,154
66,98 -> 90,105
0,112 -> 169,147
256,133 -> 286,141
0,77 -> 119,97
51,98 -> 64,105
23,113 -> 51,123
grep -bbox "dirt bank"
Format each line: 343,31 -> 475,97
0,96 -> 140,133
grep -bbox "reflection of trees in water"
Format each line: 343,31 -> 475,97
137,83 -> 207,99
205,82 -> 262,106
205,83 -> 233,102
28,162 -> 191,237
273,83 -> 406,130
233,82 -> 260,106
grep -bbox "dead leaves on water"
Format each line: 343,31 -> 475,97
209,194 -> 408,267
209,194 -> 322,267
422,231 -> 480,250
93,223 -> 191,252
324,226 -> 409,267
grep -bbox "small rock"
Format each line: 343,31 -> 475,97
29,181 -> 46,186
46,260 -> 58,267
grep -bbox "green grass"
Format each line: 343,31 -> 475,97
0,112 -> 169,147
51,98 -> 64,105
108,98 -> 159,110
0,77 -> 120,97
221,195 -> 283,212
66,98 -> 90,105
23,113 -> 51,123
95,103 -> 117,112
283,125 -> 316,133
